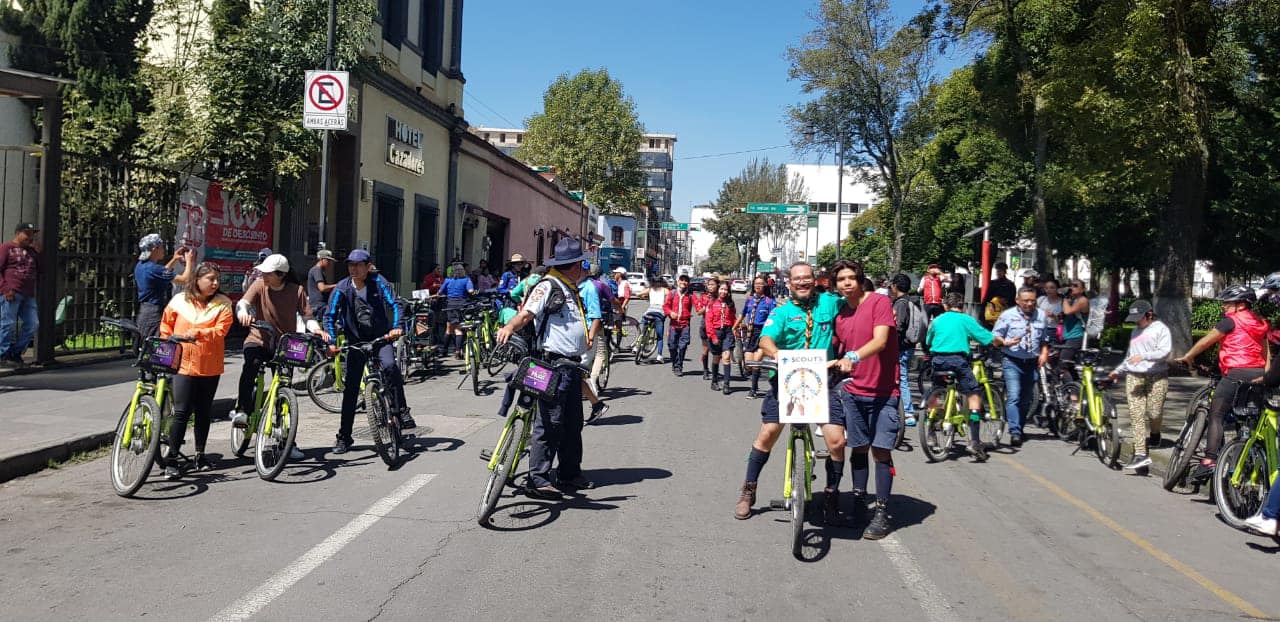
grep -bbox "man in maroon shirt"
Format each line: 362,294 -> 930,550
829,259 -> 900,540
0,223 -> 41,367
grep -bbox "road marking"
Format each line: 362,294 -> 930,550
879,534 -> 962,622
209,474 -> 437,622
1002,458 -> 1268,619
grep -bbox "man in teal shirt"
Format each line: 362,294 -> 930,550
923,292 -> 1011,461
734,262 -> 845,521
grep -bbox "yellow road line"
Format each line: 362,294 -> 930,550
1001,457 -> 1268,619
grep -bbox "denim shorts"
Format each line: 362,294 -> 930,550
837,391 -> 901,450
930,354 -> 980,395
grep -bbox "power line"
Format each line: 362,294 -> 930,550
675,144 -> 792,161
464,91 -> 520,128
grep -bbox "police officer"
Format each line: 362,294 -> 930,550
496,238 -> 593,500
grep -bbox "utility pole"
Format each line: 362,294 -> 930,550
317,0 -> 337,252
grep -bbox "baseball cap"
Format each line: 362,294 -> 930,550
14,222 -> 38,233
137,233 -> 165,260
347,249 -> 372,263
254,253 -> 290,274
927,263 -> 940,271
612,266 -> 627,274
316,249 -> 335,261
257,247 -> 273,260
1125,300 -> 1154,323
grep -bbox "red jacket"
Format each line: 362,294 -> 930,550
922,274 -> 943,305
1220,309 -> 1270,373
664,289 -> 695,327
704,299 -> 737,339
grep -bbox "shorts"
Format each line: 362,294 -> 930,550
709,327 -> 735,356
446,297 -> 468,324
930,353 -> 980,395
761,376 -> 845,426
743,325 -> 764,352
837,391 -> 901,450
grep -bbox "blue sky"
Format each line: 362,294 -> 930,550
460,1 -> 973,223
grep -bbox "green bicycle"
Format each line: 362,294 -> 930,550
748,358 -> 816,559
457,303 -> 489,396
306,334 -> 347,413
1213,379 -> 1277,529
633,313 -> 662,364
477,354 -> 588,526
918,348 -> 1007,462
231,322 -> 319,480
100,317 -> 192,497
1059,347 -> 1121,469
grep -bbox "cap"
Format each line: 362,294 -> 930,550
1125,300 -> 1154,322
14,222 -> 38,233
347,249 -> 372,263
257,247 -> 273,260
316,249 -> 335,261
508,253 -> 526,264
612,266 -> 627,274
254,253 -> 290,274
137,233 -> 165,260
1017,268 -> 1038,280
928,263 -> 940,271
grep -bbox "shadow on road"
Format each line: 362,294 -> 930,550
586,466 -> 672,488
589,414 -> 643,427
483,494 -> 635,532
788,492 -> 938,563
598,386 -> 652,400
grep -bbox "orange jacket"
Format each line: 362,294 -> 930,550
160,293 -> 233,377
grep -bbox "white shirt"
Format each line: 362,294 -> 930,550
1115,320 -> 1172,376
646,288 -> 668,315
524,277 -> 588,357
1037,295 -> 1063,328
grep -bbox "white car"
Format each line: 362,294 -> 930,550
626,272 -> 649,296
730,279 -> 749,293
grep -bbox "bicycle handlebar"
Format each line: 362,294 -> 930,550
100,316 -> 193,343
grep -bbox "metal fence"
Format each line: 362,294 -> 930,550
56,152 -> 181,354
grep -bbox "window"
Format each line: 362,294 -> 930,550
648,139 -> 656,148
516,134 -> 522,144
500,133 -> 506,143
483,133 -> 490,141
420,0 -> 445,73
382,0 -> 407,47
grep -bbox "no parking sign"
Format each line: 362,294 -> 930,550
303,70 -> 349,130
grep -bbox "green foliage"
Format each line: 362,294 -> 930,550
1191,299 -> 1223,332
700,239 -> 740,276
0,0 -> 155,155
517,69 -> 647,216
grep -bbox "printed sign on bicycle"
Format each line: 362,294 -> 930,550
778,349 -> 829,424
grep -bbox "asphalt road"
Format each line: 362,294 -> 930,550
2,302 -> 1279,621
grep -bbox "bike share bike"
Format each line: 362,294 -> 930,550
338,336 -> 410,468
476,336 -> 590,526
633,312 -> 663,364
305,333 -> 347,413
1163,366 -> 1250,492
1213,378 -> 1280,532
746,357 -> 817,558
101,317 -> 193,497
1056,346 -> 1122,469
917,346 -> 1007,462
396,296 -> 442,379
230,322 -> 323,480
457,294 -> 501,396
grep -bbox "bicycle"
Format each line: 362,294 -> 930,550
1163,372 -> 1216,491
340,336 -> 406,468
396,297 -> 441,379
608,314 -> 640,352
100,317 -> 192,497
1028,347 -> 1071,437
917,348 -> 1007,461
231,322 -> 321,480
1213,380 -> 1278,530
633,313 -> 662,364
1058,347 -> 1121,469
457,303 -> 489,396
305,334 -> 347,413
477,354 -> 589,526
747,358 -> 816,559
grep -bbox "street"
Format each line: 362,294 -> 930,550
1,314 -> 1278,622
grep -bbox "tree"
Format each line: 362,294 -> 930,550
517,69 -> 647,216
700,239 -> 739,276
701,158 -> 807,276
1,0 -> 155,156
788,0 -> 936,275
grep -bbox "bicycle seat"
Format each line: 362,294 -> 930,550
932,370 -> 957,383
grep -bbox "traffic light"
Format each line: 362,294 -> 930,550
733,207 -> 746,213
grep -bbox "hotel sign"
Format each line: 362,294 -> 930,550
386,116 -> 425,175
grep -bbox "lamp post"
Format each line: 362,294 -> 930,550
804,124 -> 846,261
317,0 -> 337,253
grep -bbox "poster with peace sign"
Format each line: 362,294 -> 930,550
778,349 -> 829,424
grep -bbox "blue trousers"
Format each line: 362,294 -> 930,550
898,348 -> 914,414
0,293 -> 38,360
1001,356 -> 1038,436
528,366 -> 584,488
667,324 -> 691,368
643,312 -> 665,355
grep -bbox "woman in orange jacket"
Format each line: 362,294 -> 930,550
159,262 -> 233,479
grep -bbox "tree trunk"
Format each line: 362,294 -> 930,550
891,196 -> 904,275
1108,267 -> 1122,328
1138,269 -> 1152,299
1030,95 -> 1054,274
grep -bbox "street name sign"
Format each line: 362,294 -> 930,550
660,222 -> 690,231
304,71 -> 350,130
747,203 -> 808,215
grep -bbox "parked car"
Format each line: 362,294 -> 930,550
689,277 -> 707,293
626,272 -> 649,291
730,278 -> 748,293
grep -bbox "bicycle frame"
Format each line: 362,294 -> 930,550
486,401 -> 534,473
120,373 -> 170,448
1080,364 -> 1105,431
1229,403 -> 1280,489
781,424 -> 815,502
972,358 -> 1003,420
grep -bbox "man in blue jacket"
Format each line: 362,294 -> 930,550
324,249 -> 413,454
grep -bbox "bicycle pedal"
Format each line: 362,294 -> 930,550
769,499 -> 787,509
815,449 -> 830,460
479,448 -> 493,461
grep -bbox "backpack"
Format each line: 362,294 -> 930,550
899,297 -> 928,346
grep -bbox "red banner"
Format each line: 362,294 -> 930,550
178,178 -> 275,301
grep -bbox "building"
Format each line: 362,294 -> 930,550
688,204 -> 717,268
0,23 -> 39,235
756,163 -> 880,267
471,128 -> 678,274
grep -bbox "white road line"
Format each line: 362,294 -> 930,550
879,534 -> 962,622
209,474 -> 437,622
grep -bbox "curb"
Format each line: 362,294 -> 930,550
0,353 -> 131,379
1120,440 -> 1173,478
0,430 -> 115,485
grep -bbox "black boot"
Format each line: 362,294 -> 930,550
722,363 -> 731,395
710,366 -> 721,391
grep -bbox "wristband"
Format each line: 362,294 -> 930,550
844,351 -> 861,363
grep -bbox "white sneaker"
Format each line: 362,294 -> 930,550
290,446 -> 305,460
655,355 -> 664,364
230,411 -> 249,429
815,426 -> 824,438
1244,513 -> 1277,535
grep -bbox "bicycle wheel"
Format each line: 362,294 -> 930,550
919,387 -> 954,463
306,361 -> 343,413
596,346 -> 612,392
110,396 -> 162,497
363,378 -> 400,467
478,411 -> 527,526
230,401 -> 253,458
980,385 -> 1008,449
486,342 -> 513,377
638,326 -> 659,359
894,398 -> 908,449
395,338 -> 410,378
255,389 -> 300,481
469,340 -> 482,396
1057,382 -> 1083,445
1094,394 -> 1121,469
614,318 -> 639,351
1213,439 -> 1269,530
790,434 -> 808,558
1164,409 -> 1208,491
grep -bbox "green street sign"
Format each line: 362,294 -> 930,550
747,203 -> 808,215
756,261 -> 775,273
660,222 -> 690,231
807,215 -> 819,228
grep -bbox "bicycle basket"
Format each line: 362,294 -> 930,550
1267,388 -> 1280,410
276,333 -> 316,367
511,357 -> 562,400
412,312 -> 434,344
140,338 -> 182,374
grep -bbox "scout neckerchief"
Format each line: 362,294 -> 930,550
547,268 -> 589,342
794,292 -> 816,348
